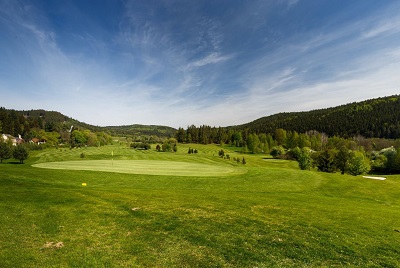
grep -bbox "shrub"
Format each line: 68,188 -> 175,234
131,142 -> 151,150
347,151 -> 371,176
298,148 -> 313,170
270,146 -> 285,158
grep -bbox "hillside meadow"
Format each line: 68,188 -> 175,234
0,143 -> 399,267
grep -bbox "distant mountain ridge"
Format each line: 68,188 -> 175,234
2,95 -> 400,139
232,95 -> 400,139
0,108 -> 176,138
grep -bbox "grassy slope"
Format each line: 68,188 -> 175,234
0,144 -> 399,267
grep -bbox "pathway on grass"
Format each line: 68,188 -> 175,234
32,160 -> 246,177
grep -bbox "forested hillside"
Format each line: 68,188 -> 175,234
0,108 -> 176,139
104,125 -> 176,137
235,95 -> 400,139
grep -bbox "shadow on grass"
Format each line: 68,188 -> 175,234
4,161 -> 24,165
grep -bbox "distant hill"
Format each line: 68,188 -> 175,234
2,95 -> 400,140
100,124 -> 177,137
0,108 -> 176,138
233,95 -> 400,139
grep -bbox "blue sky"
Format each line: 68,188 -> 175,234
1,0 -> 400,128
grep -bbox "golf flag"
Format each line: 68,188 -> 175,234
82,183 -> 87,186
112,151 -> 114,157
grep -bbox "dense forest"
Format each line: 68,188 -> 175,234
235,95 -> 400,139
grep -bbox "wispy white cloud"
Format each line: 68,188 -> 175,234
187,53 -> 233,68
287,0 -> 300,9
362,18 -> 400,39
2,0 -> 400,129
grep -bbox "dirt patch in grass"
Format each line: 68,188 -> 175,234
42,241 -> 64,249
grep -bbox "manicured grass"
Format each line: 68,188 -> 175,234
32,160 -> 246,177
1,144 -> 400,267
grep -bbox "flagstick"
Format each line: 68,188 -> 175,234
112,150 -> 113,166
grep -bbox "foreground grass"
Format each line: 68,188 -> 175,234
0,144 -> 399,267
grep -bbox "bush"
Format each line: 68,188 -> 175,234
270,146 -> 285,158
130,142 -> 151,150
298,148 -> 313,170
347,151 -> 371,176
286,147 -> 301,160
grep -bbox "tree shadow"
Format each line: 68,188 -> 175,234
7,161 -> 23,165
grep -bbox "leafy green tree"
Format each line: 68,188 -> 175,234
175,127 -> 186,143
286,131 -> 299,149
298,148 -> 313,170
274,129 -> 287,147
13,144 -> 29,164
71,130 -> 87,146
346,151 -> 371,176
162,138 -> 177,152
0,141 -> 12,163
218,149 -> 225,158
43,131 -> 61,146
335,146 -> 351,174
186,133 -> 192,143
314,149 -> 337,173
87,132 -> 98,147
242,157 -> 246,164
231,132 -> 243,147
383,147 -> 397,173
298,133 -> 311,148
247,134 -> 260,153
266,134 -> 276,149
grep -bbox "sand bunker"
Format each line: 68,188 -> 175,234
362,176 -> 386,180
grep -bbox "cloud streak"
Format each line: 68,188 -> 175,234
1,0 -> 400,128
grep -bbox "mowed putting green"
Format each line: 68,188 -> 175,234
32,160 -> 246,177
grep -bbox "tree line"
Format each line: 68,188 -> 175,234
175,125 -> 400,174
0,142 -> 29,164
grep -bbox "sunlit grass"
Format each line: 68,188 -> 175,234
0,144 -> 399,267
33,160 -> 246,177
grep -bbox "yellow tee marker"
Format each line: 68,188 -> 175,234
82,183 -> 87,186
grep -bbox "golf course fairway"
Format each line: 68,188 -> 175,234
32,160 -> 246,177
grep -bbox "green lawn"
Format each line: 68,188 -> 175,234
32,160 -> 246,177
1,144 -> 399,267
